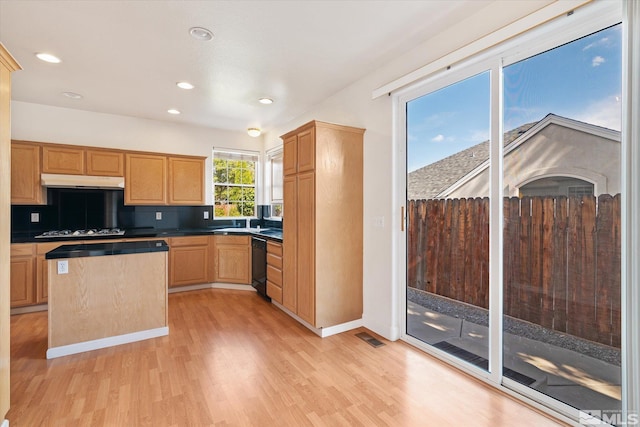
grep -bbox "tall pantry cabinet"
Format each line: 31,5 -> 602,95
281,121 -> 364,329
1,43 -> 21,424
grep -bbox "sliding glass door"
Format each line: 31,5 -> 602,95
501,24 -> 622,423
406,70 -> 491,373
401,9 -> 624,425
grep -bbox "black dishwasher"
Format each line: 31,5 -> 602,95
251,237 -> 270,301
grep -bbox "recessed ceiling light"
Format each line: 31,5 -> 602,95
36,53 -> 61,63
258,98 -> 273,105
189,27 -> 213,41
176,82 -> 194,90
62,91 -> 83,100
247,128 -> 261,137
168,109 -> 181,115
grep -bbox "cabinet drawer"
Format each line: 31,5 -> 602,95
267,281 -> 283,304
267,241 -> 282,256
266,253 -> 282,270
267,264 -> 282,287
11,244 -> 34,257
169,236 -> 209,247
215,234 -> 250,245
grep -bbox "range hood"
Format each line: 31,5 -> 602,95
41,173 -> 125,189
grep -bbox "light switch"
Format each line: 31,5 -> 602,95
57,260 -> 69,275
373,216 -> 385,227
155,211 -> 162,220
30,212 -> 40,223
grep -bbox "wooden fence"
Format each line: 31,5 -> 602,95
407,195 -> 621,348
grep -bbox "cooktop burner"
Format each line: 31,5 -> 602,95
35,228 -> 125,239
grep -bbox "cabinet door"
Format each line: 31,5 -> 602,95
296,172 -> 315,325
168,156 -> 205,205
10,257 -> 35,307
42,145 -> 85,175
170,246 -> 209,287
11,142 -> 42,204
214,236 -> 251,284
282,134 -> 297,176
297,128 -> 315,173
125,153 -> 167,205
282,175 -> 297,313
86,149 -> 124,176
36,256 -> 48,303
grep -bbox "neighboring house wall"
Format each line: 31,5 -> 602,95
443,120 -> 621,198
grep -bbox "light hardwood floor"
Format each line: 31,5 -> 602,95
8,289 -> 567,426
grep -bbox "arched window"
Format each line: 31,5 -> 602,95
519,176 -> 594,197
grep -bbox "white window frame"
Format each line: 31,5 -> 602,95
265,146 -> 283,219
392,1 -> 638,425
212,149 -> 260,219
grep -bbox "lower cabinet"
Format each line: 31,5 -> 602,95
10,244 -> 35,307
36,241 -> 66,304
168,236 -> 209,287
213,235 -> 251,284
266,241 -> 283,304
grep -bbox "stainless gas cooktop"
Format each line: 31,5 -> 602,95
35,228 -> 125,239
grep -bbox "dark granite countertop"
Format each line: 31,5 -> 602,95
13,227 -> 283,244
45,240 -> 169,259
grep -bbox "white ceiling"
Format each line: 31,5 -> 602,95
0,0 -> 490,134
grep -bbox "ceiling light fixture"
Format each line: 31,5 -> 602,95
258,97 -> 273,105
167,109 -> 181,115
247,128 -> 261,137
36,53 -> 61,63
177,82 -> 195,90
189,27 -> 213,41
62,91 -> 83,100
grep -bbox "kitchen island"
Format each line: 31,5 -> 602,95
46,240 -> 169,359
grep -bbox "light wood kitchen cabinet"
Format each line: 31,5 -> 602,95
42,145 -> 85,175
168,156 -> 205,205
266,240 -> 283,304
125,153 -> 167,205
213,235 -> 251,284
281,120 -> 364,328
283,134 -> 297,176
10,244 -> 35,308
35,241 -> 67,304
11,141 -> 43,205
168,236 -> 209,287
86,149 -> 124,176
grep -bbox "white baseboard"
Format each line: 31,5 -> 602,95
2,418 -> 9,427
46,326 -> 169,359
168,282 -> 255,294
271,301 -> 362,337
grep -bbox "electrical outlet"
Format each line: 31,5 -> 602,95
373,216 -> 385,227
155,211 -> 162,220
30,212 -> 40,223
57,260 -> 69,275
203,211 -> 210,220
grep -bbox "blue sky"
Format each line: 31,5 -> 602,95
407,24 -> 622,172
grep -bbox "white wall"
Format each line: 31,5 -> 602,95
10,101 -> 262,205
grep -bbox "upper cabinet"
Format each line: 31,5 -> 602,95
11,141 -> 43,205
42,145 -> 85,175
125,153 -> 206,206
86,149 -> 124,176
124,153 -> 167,205
11,140 -> 206,206
168,156 -> 205,205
